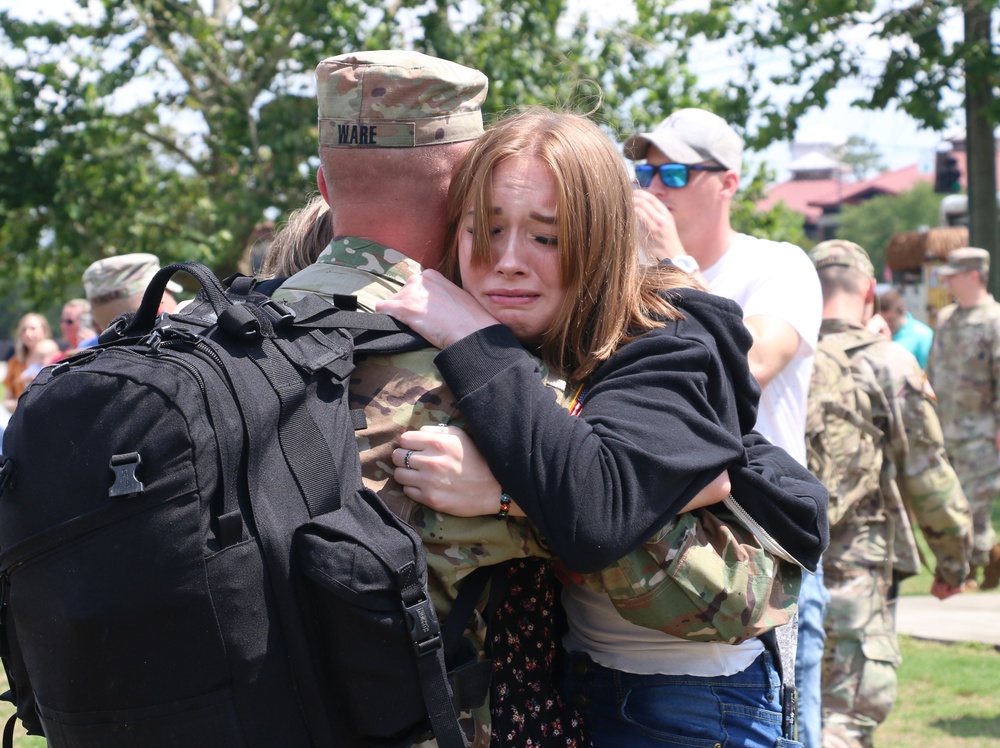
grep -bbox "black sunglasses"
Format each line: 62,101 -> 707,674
634,163 -> 728,189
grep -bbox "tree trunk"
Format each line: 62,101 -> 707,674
964,3 -> 999,297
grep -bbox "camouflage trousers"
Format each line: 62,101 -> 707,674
821,564 -> 901,748
944,437 -> 1000,566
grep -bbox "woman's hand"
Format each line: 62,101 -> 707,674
392,425 -> 524,517
376,269 -> 500,349
679,469 -> 731,512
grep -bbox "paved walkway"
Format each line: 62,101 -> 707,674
896,590 -> 1000,646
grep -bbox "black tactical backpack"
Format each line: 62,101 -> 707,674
0,262 -> 486,748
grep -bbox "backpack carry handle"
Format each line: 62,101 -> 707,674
114,262 -> 233,338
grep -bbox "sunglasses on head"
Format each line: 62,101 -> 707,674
634,163 -> 728,189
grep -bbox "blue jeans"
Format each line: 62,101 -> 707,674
559,650 -> 802,748
795,563 -> 830,748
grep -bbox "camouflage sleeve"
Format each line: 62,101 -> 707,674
895,372 -> 973,588
991,309 -> 1000,427
580,509 -> 800,644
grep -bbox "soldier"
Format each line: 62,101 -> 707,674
926,246 -> 1000,590
82,253 -> 182,334
273,50 -> 587,746
807,240 -> 972,748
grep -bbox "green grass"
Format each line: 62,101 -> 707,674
0,688 -> 44,748
878,637 -> 1000,747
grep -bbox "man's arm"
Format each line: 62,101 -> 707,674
743,314 -> 802,389
894,370 -> 973,591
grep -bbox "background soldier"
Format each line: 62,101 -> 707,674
807,240 -> 972,748
273,51 -> 587,746
927,246 -> 1000,590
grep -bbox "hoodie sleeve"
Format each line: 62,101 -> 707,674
435,323 -> 745,573
725,431 -> 830,572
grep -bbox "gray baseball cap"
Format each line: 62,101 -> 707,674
624,108 -> 743,175
316,50 -> 488,149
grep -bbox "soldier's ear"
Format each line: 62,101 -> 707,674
317,166 -> 331,206
865,278 -> 876,306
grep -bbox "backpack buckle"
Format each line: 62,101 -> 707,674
404,595 -> 442,657
259,299 -> 296,327
109,453 -> 145,499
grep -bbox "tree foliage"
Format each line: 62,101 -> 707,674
0,0 -> 728,309
704,0 -> 993,147
0,0 -> 841,312
731,165 -> 810,249
836,183 -> 943,278
835,135 -> 888,182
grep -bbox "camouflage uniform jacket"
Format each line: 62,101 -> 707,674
817,320 -> 971,587
274,238 -> 556,617
926,296 -> 1000,442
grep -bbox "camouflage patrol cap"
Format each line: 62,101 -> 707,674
316,50 -> 488,149
936,246 -> 990,277
83,253 -> 182,306
809,240 -> 875,280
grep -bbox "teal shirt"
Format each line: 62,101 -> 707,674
893,312 -> 933,369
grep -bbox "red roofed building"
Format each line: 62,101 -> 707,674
757,155 -> 934,241
758,129 -> 1000,241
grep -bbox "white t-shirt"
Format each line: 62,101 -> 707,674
562,584 -> 763,676
701,233 -> 822,466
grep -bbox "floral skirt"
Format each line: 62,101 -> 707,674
489,558 -> 589,747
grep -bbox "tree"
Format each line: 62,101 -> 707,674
835,183 -> 943,279
717,0 -> 998,288
731,165 -> 810,249
0,0 -> 373,306
0,0 -> 748,308
835,135 -> 887,182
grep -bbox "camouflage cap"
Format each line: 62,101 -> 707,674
83,253 -> 182,306
316,50 -> 488,149
809,239 -> 875,280
936,246 -> 990,277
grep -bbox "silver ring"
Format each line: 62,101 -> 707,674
404,449 -> 414,470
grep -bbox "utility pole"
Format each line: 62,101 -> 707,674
964,2 -> 999,297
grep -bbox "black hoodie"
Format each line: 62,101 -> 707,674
434,286 -> 829,574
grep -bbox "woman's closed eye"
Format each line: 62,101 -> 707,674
464,224 -> 503,236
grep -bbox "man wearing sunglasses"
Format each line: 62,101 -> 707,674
626,108 -> 825,748
58,299 -> 95,353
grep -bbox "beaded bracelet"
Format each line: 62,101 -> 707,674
497,491 -> 512,520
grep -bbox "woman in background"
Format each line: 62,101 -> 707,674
4,313 -> 52,413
